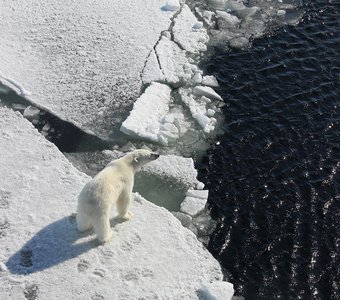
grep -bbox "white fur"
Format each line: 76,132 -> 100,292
76,149 -> 159,243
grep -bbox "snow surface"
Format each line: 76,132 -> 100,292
120,82 -> 172,144
0,106 -> 234,299
179,88 -> 221,134
142,49 -> 165,85
180,189 -> 209,217
0,0 -> 175,139
173,5 -> 209,54
120,82 -> 191,146
162,0 -> 181,12
155,35 -> 195,86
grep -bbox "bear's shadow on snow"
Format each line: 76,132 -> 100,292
6,214 -> 122,274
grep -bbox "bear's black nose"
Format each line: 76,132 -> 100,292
152,153 -> 160,159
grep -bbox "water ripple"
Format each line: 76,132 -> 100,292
199,1 -> 340,299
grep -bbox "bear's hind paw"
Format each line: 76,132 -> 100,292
119,211 -> 133,221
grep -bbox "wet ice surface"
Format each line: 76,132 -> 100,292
199,2 -> 339,299
192,0 -> 304,50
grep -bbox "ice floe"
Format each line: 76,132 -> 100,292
0,106 -> 234,299
120,82 -> 190,145
194,0 -> 305,49
142,49 -> 165,85
155,35 -> 195,86
179,88 -> 221,134
0,0 -> 175,140
120,82 -> 171,144
173,4 -> 209,54
180,189 -> 209,216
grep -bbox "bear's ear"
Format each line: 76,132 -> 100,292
134,156 -> 139,164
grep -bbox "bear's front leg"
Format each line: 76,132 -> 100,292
92,211 -> 113,243
117,190 -> 133,221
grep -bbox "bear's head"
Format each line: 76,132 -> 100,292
126,149 -> 159,169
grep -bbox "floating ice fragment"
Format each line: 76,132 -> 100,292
162,0 -> 181,12
192,86 -> 222,101
120,82 -> 171,144
277,10 -> 286,16
196,182 -> 205,190
186,189 -> 209,199
23,106 -> 40,120
198,281 -> 234,300
173,5 -> 209,54
192,71 -> 203,84
202,75 -> 219,87
180,189 -> 209,216
193,22 -> 204,30
229,36 -> 249,49
216,10 -> 241,28
155,36 -> 194,85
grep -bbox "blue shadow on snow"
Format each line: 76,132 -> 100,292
6,215 -> 121,274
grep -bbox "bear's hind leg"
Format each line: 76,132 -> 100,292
117,191 -> 133,221
76,211 -> 93,232
92,212 -> 113,243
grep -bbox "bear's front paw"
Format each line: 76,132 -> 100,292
97,229 -> 113,244
119,211 -> 133,221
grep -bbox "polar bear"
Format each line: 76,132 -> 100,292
76,149 -> 159,243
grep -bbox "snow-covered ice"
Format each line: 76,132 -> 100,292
192,86 -> 223,101
162,0 -> 181,12
198,281 -> 235,300
120,82 -> 172,144
142,49 -> 165,85
0,106 -> 234,299
120,82 -> 191,146
198,0 -> 305,49
180,189 -> 209,216
155,35 -> 195,86
173,5 -> 209,54
0,0 -> 176,139
202,75 -> 220,87
179,88 -> 221,134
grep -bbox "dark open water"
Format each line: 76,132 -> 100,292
198,1 -> 339,299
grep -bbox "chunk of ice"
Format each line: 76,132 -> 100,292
180,194 -> 207,216
162,0 -> 181,12
155,36 -> 194,86
186,189 -> 209,199
192,86 -> 222,101
202,75 -> 219,87
199,281 -> 235,300
173,5 -> 209,54
142,49 -> 165,84
23,105 -> 40,120
216,10 -> 241,28
120,82 -> 171,144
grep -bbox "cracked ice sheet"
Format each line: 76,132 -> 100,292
155,35 -> 196,86
120,82 -> 189,145
179,87 -> 221,134
0,106 -> 234,299
0,0 -> 175,140
173,4 -> 209,54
